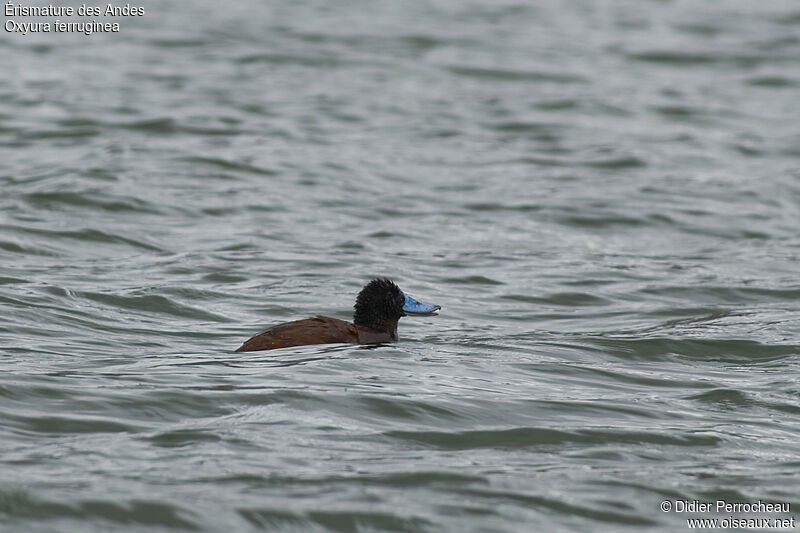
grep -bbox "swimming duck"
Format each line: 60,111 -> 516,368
235,278 -> 441,352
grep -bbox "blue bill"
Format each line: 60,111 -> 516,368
402,293 -> 441,315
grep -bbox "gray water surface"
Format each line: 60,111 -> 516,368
2,1 -> 800,531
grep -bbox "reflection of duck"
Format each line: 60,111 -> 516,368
235,278 -> 441,352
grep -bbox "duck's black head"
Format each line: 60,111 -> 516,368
353,278 -> 440,331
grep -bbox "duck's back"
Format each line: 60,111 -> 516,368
235,316 -> 359,352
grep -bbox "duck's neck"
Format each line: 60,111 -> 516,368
355,319 -> 399,341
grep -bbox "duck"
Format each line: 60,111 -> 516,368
235,278 -> 441,352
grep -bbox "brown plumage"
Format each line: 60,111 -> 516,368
235,315 -> 397,352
